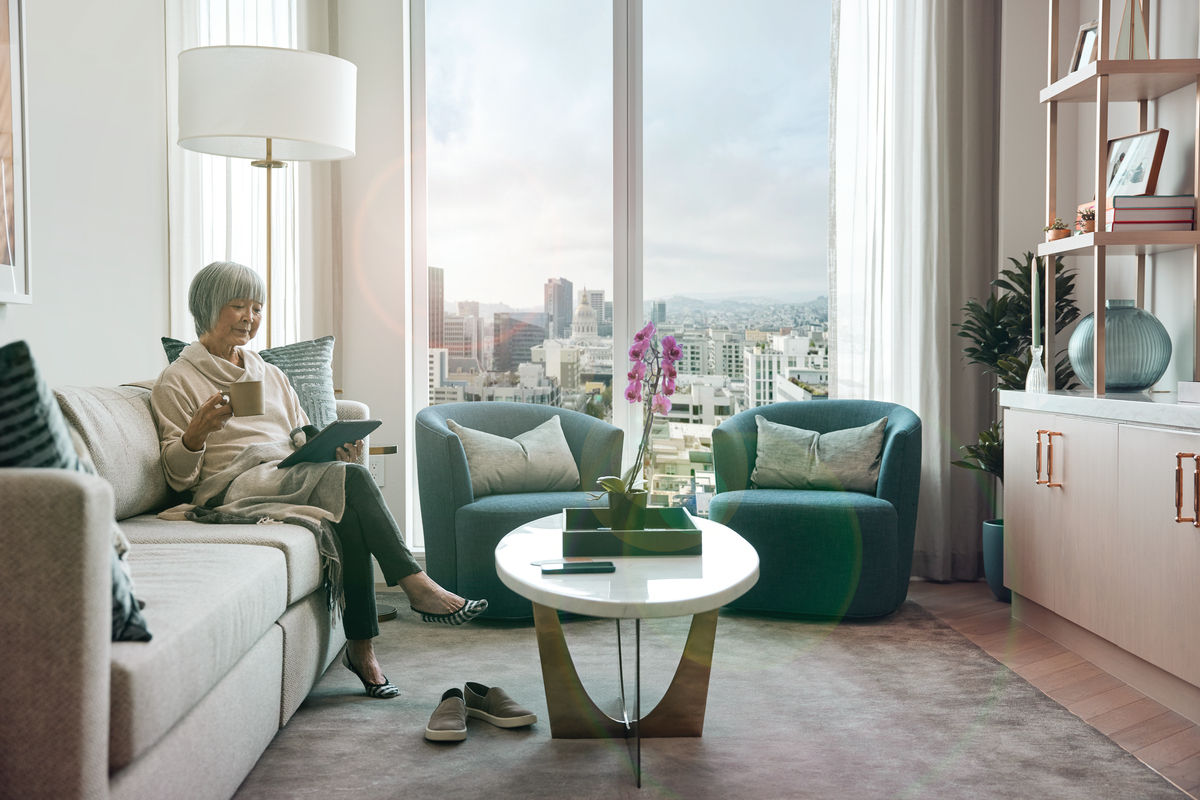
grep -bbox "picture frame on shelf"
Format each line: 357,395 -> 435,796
1070,21 -> 1099,73
1106,128 -> 1169,198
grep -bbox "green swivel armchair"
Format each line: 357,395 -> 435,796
415,402 -> 623,619
709,400 -> 921,618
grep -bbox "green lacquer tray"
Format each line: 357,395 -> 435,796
561,506 -> 702,557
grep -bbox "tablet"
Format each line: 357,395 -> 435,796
277,419 -> 383,468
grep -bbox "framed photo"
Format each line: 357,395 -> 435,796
0,0 -> 29,304
1070,21 -> 1099,73
1106,129 -> 1169,198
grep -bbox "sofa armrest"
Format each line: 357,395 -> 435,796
336,399 -> 370,464
0,469 -> 114,800
712,411 -> 760,493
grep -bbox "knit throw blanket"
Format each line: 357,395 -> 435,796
159,440 -> 348,614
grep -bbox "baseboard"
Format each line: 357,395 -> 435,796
1013,593 -> 1200,726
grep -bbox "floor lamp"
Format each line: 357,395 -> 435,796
177,45 -> 356,347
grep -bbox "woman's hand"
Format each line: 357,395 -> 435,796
336,439 -> 365,463
182,392 -> 234,452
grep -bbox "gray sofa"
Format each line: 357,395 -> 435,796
0,383 -> 363,800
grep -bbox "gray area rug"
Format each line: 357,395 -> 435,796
233,599 -> 1183,799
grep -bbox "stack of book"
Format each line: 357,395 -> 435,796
1078,195 -> 1195,231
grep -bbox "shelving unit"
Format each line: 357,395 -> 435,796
1036,0 -> 1200,396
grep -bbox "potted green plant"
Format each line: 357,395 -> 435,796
1044,217 -> 1071,241
953,251 -> 1080,601
1077,207 -> 1096,233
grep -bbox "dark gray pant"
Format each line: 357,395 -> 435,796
334,463 -> 422,639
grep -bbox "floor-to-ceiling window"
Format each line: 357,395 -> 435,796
641,0 -> 830,511
414,0 -> 829,524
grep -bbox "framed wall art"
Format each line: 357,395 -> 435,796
0,0 -> 29,304
1106,129 -> 1168,198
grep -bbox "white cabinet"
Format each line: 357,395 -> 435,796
1002,396 -> 1200,691
1114,425 -> 1200,686
1003,409 -> 1118,625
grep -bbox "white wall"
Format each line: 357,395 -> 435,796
0,1 -> 169,386
334,1 -> 411,525
1000,1 -> 1200,390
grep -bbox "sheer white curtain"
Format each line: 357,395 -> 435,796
830,0 -> 998,580
166,0 -> 300,346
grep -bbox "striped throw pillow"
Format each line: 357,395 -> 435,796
0,340 -> 83,469
162,335 -> 338,429
0,340 -> 152,641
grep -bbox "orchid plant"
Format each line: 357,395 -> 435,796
596,320 -> 681,498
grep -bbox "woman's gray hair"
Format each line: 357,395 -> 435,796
188,261 -> 266,338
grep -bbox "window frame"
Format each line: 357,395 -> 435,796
407,0 -> 644,547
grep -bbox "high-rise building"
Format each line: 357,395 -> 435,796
457,300 -> 479,317
492,312 -> 548,371
428,266 -> 444,348
651,300 -> 667,326
443,313 -> 483,361
544,277 -> 574,339
744,345 -> 784,408
708,328 -> 746,379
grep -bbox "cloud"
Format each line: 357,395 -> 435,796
426,0 -> 831,307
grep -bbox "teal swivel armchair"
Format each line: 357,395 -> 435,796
709,400 -> 921,618
415,402 -> 623,619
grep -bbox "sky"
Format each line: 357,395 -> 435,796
425,0 -> 830,310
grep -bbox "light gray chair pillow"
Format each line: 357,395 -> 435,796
750,415 -> 887,493
447,416 -> 581,498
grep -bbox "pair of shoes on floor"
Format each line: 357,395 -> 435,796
412,597 -> 488,625
342,651 -> 401,699
424,682 -> 537,742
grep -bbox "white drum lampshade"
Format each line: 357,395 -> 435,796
177,45 -> 356,162
176,45 -> 356,346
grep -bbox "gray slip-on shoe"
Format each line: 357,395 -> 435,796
424,688 -> 468,742
464,681 -> 538,728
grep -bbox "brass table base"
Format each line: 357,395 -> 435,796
531,603 -> 719,786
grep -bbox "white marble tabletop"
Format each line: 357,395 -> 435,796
494,513 -> 760,619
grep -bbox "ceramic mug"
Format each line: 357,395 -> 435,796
227,380 -> 265,416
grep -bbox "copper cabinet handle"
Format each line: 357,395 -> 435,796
1035,430 -> 1048,485
1193,455 -> 1199,529
1044,431 -> 1063,488
1175,453 -> 1196,524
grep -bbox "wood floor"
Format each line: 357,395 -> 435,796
909,579 -> 1200,799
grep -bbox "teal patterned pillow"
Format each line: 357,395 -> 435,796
0,340 -> 152,641
0,340 -> 83,469
259,336 -> 338,429
161,335 -> 337,429
161,336 -> 187,364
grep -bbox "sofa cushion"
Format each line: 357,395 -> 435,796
109,542 -> 288,770
448,416 -> 580,498
119,515 -> 322,605
750,415 -> 887,493
55,385 -> 174,519
162,335 -> 338,429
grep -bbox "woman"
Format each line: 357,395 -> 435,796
152,261 -> 485,699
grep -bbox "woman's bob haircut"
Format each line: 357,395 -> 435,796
188,261 -> 266,339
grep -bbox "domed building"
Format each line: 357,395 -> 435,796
572,289 -> 598,340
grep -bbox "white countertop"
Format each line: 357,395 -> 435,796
999,388 -> 1200,429
494,513 -> 760,619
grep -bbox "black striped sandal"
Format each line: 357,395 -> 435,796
412,598 -> 488,626
342,651 -> 401,699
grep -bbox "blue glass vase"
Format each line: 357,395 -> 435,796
1068,299 -> 1171,391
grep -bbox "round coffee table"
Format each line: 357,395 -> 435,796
495,512 -> 759,786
